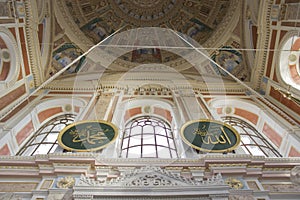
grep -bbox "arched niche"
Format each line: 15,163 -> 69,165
278,31 -> 300,91
208,98 -> 300,157
0,27 -> 20,90
2,97 -> 87,155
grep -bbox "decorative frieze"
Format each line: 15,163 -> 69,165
78,166 -> 224,187
262,183 -> 300,192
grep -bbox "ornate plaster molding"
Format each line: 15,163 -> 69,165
24,0 -> 44,86
0,27 -> 20,90
251,0 -> 273,90
203,0 -> 241,51
54,0 -> 93,53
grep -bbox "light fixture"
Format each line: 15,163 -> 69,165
275,85 -> 300,106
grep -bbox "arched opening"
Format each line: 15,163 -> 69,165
120,115 -> 178,158
279,35 -> 300,90
222,116 -> 281,157
16,114 -> 75,156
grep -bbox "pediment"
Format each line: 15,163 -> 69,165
78,166 -> 224,188
116,166 -> 196,187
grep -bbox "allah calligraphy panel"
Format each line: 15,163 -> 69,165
181,119 -> 240,152
58,120 -> 118,151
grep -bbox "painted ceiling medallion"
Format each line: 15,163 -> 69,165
111,0 -> 180,24
64,0 -> 232,44
131,0 -> 165,8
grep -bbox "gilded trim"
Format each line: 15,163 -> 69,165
58,120 -> 119,152
180,119 -> 241,153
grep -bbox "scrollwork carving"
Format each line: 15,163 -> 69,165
56,176 -> 75,189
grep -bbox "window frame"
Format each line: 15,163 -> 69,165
17,114 -> 75,156
120,115 -> 178,158
222,116 -> 282,157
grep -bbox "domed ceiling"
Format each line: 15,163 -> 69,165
53,0 -> 250,83
64,0 -> 231,45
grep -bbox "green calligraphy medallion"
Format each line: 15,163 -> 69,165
58,120 -> 118,151
181,119 -> 240,152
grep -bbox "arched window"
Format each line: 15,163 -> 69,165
17,114 -> 75,156
0,29 -> 20,90
222,116 -> 281,157
120,116 -> 178,158
279,35 -> 300,90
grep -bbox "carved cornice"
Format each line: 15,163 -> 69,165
251,0 -> 273,90
77,166 -> 224,187
203,0 -> 241,52
43,79 -> 247,93
54,0 -> 93,53
1,154 -> 299,166
24,0 -> 44,86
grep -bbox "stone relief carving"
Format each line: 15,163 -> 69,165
225,177 -> 244,189
262,184 -> 300,192
77,166 -> 224,187
57,176 -> 76,189
126,174 -> 174,187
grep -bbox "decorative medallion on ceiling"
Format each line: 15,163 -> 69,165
64,0 -> 232,45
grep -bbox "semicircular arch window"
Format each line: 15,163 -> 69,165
17,114 -> 75,156
222,116 -> 281,157
279,35 -> 300,90
120,116 -> 178,158
0,29 -> 19,89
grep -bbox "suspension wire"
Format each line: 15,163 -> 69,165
170,29 -> 300,127
0,26 -> 125,121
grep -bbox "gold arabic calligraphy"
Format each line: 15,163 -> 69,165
69,125 -> 109,146
193,125 -> 232,145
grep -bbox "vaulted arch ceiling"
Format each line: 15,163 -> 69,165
51,0 -> 251,87
63,0 -> 234,45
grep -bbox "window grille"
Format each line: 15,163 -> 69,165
17,114 -> 75,156
120,116 -> 178,158
222,116 -> 281,157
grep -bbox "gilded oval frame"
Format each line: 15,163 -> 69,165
58,120 -> 119,152
180,119 -> 240,153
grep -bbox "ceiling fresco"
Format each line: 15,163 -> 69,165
50,0 -> 251,83
64,0 -> 231,45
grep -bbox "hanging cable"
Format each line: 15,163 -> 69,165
170,29 -> 300,127
0,26 -> 125,121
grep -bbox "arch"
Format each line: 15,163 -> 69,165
0,27 -> 20,90
68,27 -> 234,126
113,98 -> 176,131
73,27 -> 227,93
16,113 -> 75,156
278,31 -> 300,90
111,97 -> 190,158
39,1 -> 53,74
208,98 -> 290,156
8,97 -> 87,155
208,98 -> 261,126
222,116 -> 281,157
120,115 -> 178,158
33,97 -> 86,125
